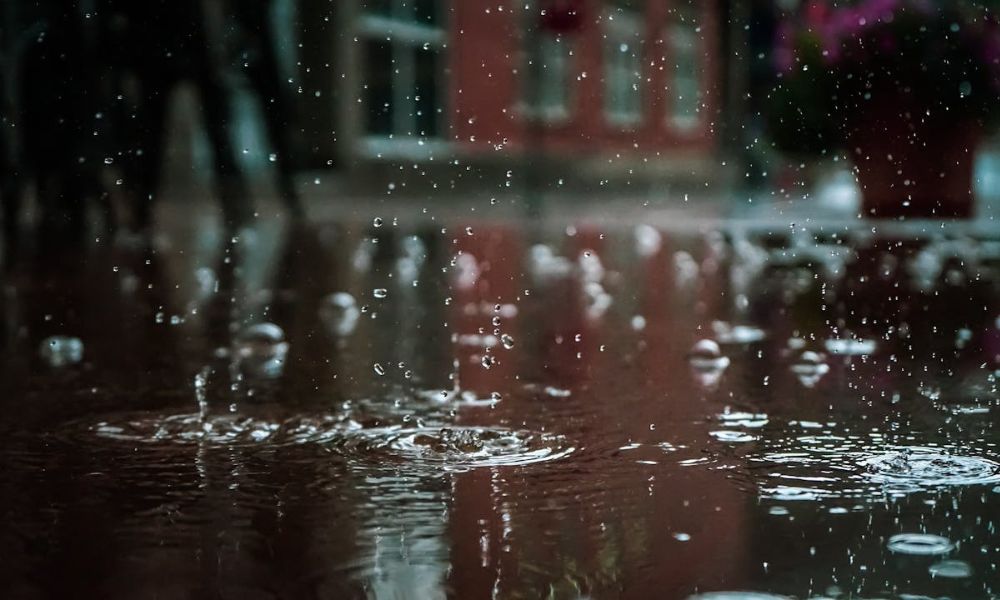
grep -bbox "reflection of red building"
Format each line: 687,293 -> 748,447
295,0 -> 723,191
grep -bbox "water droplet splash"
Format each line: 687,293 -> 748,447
320,292 -> 361,337
234,323 -> 289,379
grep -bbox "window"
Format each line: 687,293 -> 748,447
521,1 -> 575,122
524,34 -> 574,121
667,2 -> 702,130
360,0 -> 445,140
603,2 -> 643,126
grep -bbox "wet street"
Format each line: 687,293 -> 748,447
2,206 -> 1000,599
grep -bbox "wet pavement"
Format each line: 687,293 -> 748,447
2,204 -> 1000,599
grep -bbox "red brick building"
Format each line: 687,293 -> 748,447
295,0 -> 725,192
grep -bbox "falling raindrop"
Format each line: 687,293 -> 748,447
500,334 -> 515,349
373,363 -> 386,376
373,288 -> 388,299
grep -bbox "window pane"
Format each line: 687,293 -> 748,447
413,0 -> 440,26
362,0 -> 392,17
414,45 -> 441,137
365,40 -> 395,135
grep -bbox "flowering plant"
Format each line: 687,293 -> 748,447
767,0 -> 1000,155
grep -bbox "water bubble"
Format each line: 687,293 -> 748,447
887,533 -> 954,556
500,334 -> 515,350
672,532 -> 691,541
319,292 -> 361,336
373,217 -> 383,227
235,323 -> 289,379
373,363 -> 386,376
373,288 -> 388,299
481,355 -> 496,369
39,335 -> 84,367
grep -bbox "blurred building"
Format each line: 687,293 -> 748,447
187,0 -> 728,197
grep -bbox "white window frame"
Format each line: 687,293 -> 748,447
667,15 -> 703,130
522,33 -> 574,122
603,8 -> 643,126
358,1 -> 447,148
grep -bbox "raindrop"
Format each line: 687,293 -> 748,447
481,355 -> 496,370
39,335 -> 84,367
373,217 -> 384,228
501,334 -> 515,350
373,363 -> 386,376
373,288 -> 388,299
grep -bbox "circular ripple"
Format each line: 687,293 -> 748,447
88,412 -> 354,447
330,426 -> 575,470
887,533 -> 954,556
688,593 -> 791,600
861,447 -> 1000,489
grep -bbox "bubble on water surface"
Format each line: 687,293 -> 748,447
928,559 -> 972,578
887,533 -> 954,556
39,335 -> 84,367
